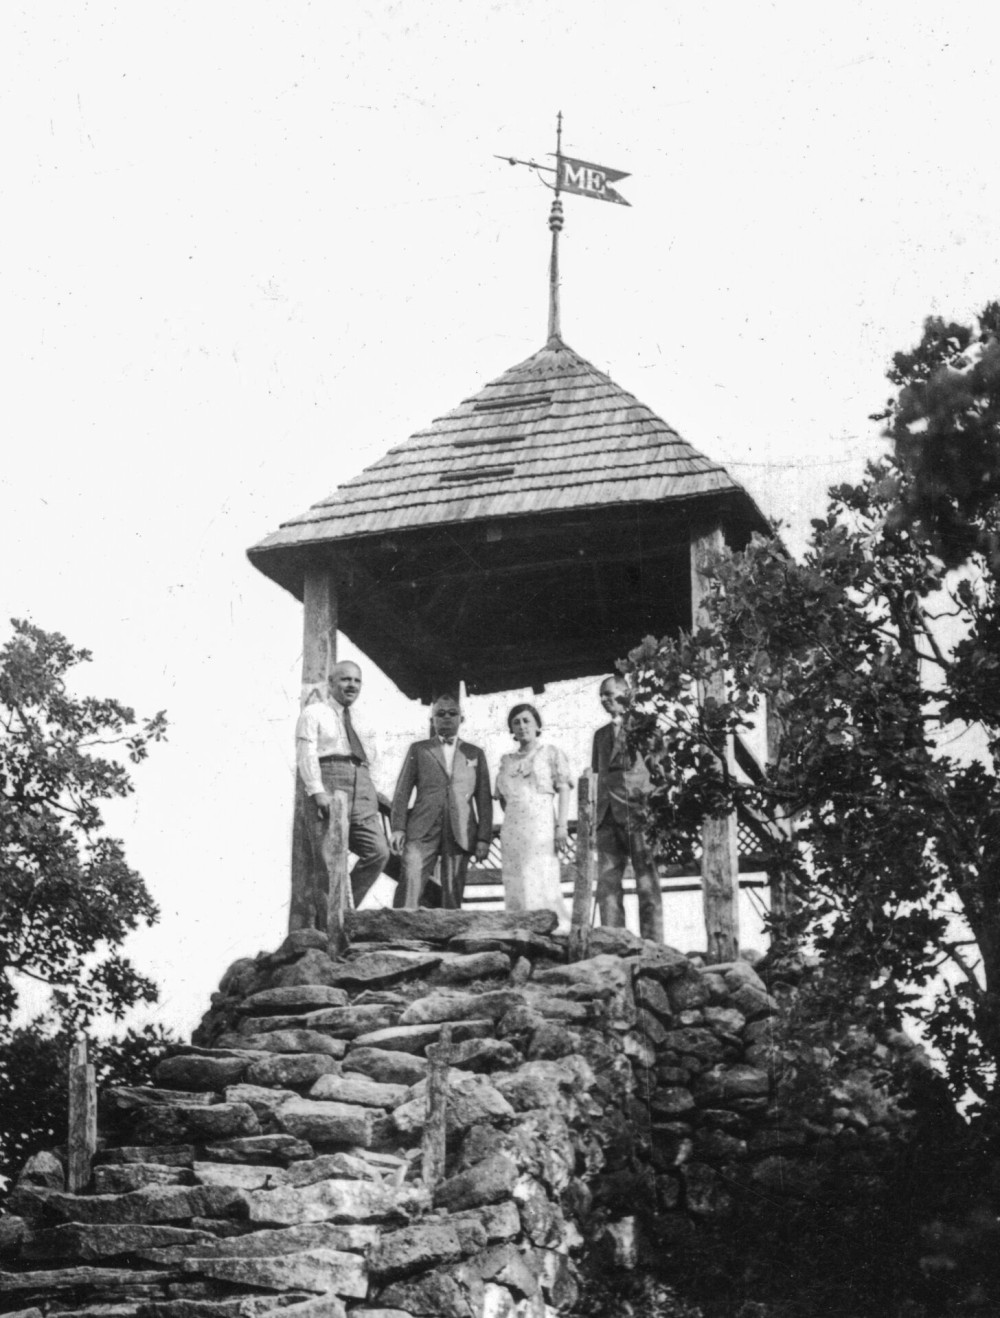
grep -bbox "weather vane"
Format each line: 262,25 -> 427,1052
495,112 -> 631,343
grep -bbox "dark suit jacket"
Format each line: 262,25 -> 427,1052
592,721 -> 652,827
390,738 -> 493,854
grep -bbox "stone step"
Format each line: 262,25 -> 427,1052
344,910 -> 556,946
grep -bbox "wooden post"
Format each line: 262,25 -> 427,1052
569,768 -> 596,962
323,789 -> 352,958
691,526 -> 740,962
290,566 -> 338,932
67,1039 -> 96,1193
422,1024 -> 452,1190
765,692 -> 795,926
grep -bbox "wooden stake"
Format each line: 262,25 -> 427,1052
422,1024 -> 452,1191
290,566 -> 338,932
67,1038 -> 96,1193
691,526 -> 740,962
323,788 -> 352,958
569,768 -> 596,962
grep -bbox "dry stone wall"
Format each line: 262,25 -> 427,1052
0,912 -> 927,1318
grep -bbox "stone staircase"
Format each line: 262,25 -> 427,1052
0,910 -> 928,1318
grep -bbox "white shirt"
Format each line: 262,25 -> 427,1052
438,736 -> 457,776
296,699 -> 358,797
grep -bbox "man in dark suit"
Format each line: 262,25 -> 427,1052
389,693 -> 493,909
592,675 -> 663,941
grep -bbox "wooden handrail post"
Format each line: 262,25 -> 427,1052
323,788 -> 352,958
422,1024 -> 452,1190
67,1038 -> 96,1193
691,526 -> 740,962
569,768 -> 596,962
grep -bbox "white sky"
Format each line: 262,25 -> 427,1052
3,2 -> 999,1037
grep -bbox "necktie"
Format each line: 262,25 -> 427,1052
442,737 -> 455,745
342,706 -> 367,764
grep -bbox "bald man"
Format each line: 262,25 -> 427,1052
296,661 -> 390,911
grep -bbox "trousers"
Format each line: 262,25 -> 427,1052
596,813 -> 663,942
309,759 -> 390,912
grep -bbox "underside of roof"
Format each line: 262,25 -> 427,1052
248,336 -> 771,700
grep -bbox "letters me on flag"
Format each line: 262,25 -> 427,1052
558,156 -> 630,206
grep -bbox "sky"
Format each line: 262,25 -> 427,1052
3,1 -> 999,1038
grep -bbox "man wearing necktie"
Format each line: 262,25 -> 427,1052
296,660 -> 390,911
591,674 -> 663,941
389,693 -> 493,908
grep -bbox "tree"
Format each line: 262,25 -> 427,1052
0,618 -> 167,1029
0,619 -> 171,1195
623,304 -> 1000,1104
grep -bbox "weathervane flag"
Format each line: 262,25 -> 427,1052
558,155 -> 631,206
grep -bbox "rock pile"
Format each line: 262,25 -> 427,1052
0,911 -> 928,1318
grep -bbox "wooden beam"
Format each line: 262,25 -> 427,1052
290,567 -> 338,933
569,769 -> 596,962
691,526 -> 740,961
67,1039 -> 96,1193
421,1025 -> 453,1190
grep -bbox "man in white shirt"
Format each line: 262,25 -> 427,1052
295,660 -> 390,911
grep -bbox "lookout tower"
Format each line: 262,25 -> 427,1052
247,121 -> 774,960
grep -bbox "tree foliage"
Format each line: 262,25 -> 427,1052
0,618 -> 167,1029
624,304 -> 1000,1103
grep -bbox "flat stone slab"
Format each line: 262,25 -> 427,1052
326,953 -> 442,989
283,1154 -> 382,1187
0,1266 -> 177,1292
223,1085 -> 298,1121
302,1006 -> 401,1039
345,910 -> 557,945
276,1098 -> 378,1147
191,1163 -> 286,1191
309,1075 -> 408,1109
368,1221 -> 463,1281
179,1249 -> 367,1298
92,1164 -> 188,1195
93,1145 -> 196,1168
42,1185 -> 250,1226
350,1020 -> 493,1056
399,992 -> 524,1027
103,1086 -> 220,1111
342,1049 -> 428,1087
138,1222 -> 380,1264
434,952 -> 511,984
202,1135 -> 313,1165
246,1179 -> 428,1227
153,1056 -> 255,1091
127,1103 -> 261,1145
21,1224 -> 216,1262
239,987 -> 350,1015
219,1031 -> 346,1060
244,1055 -> 341,1089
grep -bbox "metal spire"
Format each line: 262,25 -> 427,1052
547,111 -> 564,345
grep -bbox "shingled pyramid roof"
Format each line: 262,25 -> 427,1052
250,336 -> 765,555
248,335 -> 768,698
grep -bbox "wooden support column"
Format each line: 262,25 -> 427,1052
569,768 -> 596,962
691,526 -> 740,962
289,567 -> 338,933
67,1039 -> 96,1193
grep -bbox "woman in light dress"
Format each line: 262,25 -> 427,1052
495,703 -> 574,932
